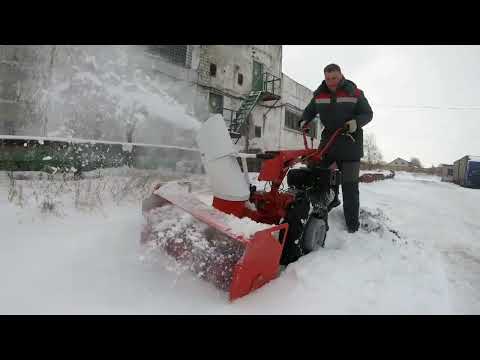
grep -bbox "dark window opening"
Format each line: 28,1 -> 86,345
145,45 -> 189,67
447,168 -> 453,176
284,110 -> 299,131
255,126 -> 261,138
210,63 -> 217,77
209,92 -> 223,114
284,109 -> 317,138
238,73 -> 243,86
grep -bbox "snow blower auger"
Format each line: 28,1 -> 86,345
141,114 -> 347,301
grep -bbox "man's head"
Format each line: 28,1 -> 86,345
324,63 -> 343,92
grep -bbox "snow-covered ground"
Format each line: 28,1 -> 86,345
360,169 -> 394,176
1,170 -> 479,314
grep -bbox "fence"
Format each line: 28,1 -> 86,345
0,136 -> 203,175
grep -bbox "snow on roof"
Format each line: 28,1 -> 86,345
389,157 -> 411,164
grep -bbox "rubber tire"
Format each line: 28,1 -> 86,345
302,216 -> 327,252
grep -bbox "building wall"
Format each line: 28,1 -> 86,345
198,45 -> 282,91
278,73 -> 321,150
439,165 -> 454,182
194,45 -> 284,151
129,45 -> 200,82
1,45 -> 326,153
149,45 -> 320,152
0,45 -> 52,136
453,156 -> 469,185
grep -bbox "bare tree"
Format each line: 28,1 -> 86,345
363,133 -> 383,170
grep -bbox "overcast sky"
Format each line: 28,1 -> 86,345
282,45 -> 480,167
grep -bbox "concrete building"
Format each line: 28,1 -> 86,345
1,45 -> 323,152
130,45 -> 322,152
278,73 -> 322,149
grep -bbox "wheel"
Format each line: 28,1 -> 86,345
302,215 -> 327,252
279,192 -> 310,266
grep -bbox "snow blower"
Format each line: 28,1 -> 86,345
141,115 -> 347,301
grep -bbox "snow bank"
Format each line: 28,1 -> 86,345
2,169 -> 480,314
394,171 -> 441,182
360,169 -> 393,176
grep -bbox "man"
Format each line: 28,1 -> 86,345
299,64 -> 373,233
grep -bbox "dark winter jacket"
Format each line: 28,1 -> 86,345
302,78 -> 373,160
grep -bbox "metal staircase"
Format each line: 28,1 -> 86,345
228,90 -> 263,139
227,71 -> 282,140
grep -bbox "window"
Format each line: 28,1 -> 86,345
145,45 -> 189,67
285,109 -> 300,131
284,109 -> 317,138
209,92 -> 223,114
255,126 -> 261,138
238,73 -> 243,86
210,63 -> 217,77
447,168 -> 453,176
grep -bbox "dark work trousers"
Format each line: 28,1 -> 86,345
319,157 -> 360,231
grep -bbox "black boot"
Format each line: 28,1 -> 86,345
327,184 -> 341,211
341,182 -> 360,233
347,224 -> 359,233
328,197 -> 341,211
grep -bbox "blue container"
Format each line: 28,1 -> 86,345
466,160 -> 480,188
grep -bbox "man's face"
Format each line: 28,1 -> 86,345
325,70 -> 343,92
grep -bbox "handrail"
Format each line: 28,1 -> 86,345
262,72 -> 281,96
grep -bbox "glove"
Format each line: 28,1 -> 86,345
298,119 -> 308,129
345,119 -> 357,133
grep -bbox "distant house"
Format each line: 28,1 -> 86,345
438,163 -> 454,182
388,158 -> 411,167
387,157 -> 417,170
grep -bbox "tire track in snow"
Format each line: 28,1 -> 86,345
374,174 -> 480,314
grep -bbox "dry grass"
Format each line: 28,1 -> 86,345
4,167 -> 188,214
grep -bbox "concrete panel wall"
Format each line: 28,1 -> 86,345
279,73 -> 321,150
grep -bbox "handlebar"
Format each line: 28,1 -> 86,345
302,126 -> 310,149
300,125 -> 353,163
302,124 -> 351,150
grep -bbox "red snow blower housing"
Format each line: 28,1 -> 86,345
141,115 -> 349,301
